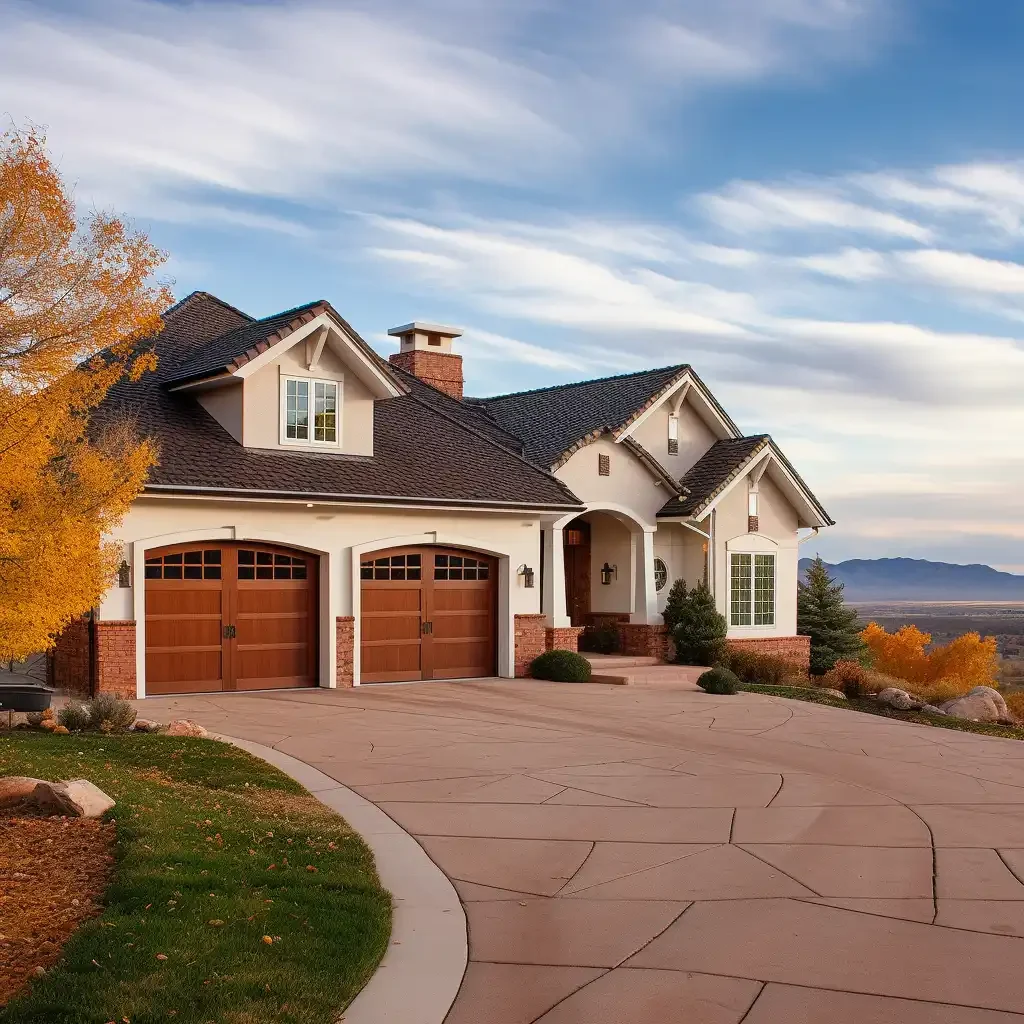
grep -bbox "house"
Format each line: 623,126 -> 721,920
52,292 -> 833,698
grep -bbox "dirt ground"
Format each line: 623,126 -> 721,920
0,816 -> 115,1006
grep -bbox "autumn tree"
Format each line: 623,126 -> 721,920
0,126 -> 171,661
861,622 -> 999,690
797,556 -> 867,674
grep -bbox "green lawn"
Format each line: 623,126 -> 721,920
741,683 -> 1024,740
0,732 -> 391,1024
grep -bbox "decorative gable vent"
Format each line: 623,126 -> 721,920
668,414 -> 679,455
598,453 -> 610,476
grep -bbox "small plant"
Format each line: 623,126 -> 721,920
821,660 -> 870,699
530,649 -> 592,683
912,677 -> 972,707
25,707 -> 54,728
57,699 -> 92,732
672,583 -> 728,666
579,624 -> 620,655
723,650 -> 793,686
1005,692 -> 1024,724
696,666 -> 740,695
87,692 -> 137,733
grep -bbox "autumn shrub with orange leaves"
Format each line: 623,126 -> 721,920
0,126 -> 172,660
861,622 -> 999,699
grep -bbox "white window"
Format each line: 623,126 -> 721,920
281,375 -> 341,446
653,557 -> 669,592
748,490 -> 758,516
730,552 -> 775,626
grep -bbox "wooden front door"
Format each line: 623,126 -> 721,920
360,547 -> 496,683
145,542 -> 318,695
563,520 -> 591,627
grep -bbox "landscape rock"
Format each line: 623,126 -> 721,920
133,719 -> 161,733
876,687 -> 922,711
919,704 -> 946,716
940,686 -> 1008,723
165,719 -> 209,738
818,689 -> 847,700
0,776 -> 114,817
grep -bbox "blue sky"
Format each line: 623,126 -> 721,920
3,0 -> 1024,570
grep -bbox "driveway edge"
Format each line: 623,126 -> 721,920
221,735 -> 467,1024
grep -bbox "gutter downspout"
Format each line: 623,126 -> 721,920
798,527 -> 821,546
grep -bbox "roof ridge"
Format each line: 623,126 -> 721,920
479,363 -> 689,403
163,290 -> 255,323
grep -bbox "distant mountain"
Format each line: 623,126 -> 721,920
799,557 -> 1024,602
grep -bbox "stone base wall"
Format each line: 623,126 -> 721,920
514,614 -> 547,677
545,626 -> 584,652
336,616 -> 355,687
618,623 -> 671,660
581,613 -> 630,628
51,617 -> 91,698
94,621 -> 137,698
726,635 -> 811,671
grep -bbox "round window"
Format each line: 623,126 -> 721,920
654,557 -> 669,592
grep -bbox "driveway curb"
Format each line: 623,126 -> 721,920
221,735 -> 467,1024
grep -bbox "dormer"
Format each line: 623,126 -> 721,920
164,302 -> 405,456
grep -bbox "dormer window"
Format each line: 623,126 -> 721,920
281,375 -> 341,446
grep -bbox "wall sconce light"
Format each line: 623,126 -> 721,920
517,564 -> 535,588
117,559 -> 131,588
600,562 -> 617,586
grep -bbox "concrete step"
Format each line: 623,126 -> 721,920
582,654 -> 660,669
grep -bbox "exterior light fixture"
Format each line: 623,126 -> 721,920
517,564 -> 535,588
600,562 -> 617,586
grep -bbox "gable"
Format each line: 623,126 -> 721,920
628,387 -> 718,477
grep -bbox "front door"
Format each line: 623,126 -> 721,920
144,542 -> 319,695
360,547 -> 497,683
563,520 -> 591,626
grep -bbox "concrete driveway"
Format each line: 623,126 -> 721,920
143,679 -> 1024,1023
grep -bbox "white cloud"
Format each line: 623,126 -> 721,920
897,249 -> 1024,295
793,247 -> 887,280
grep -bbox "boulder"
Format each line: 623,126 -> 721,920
133,719 -> 161,733
818,689 -> 847,700
166,719 -> 209,738
0,776 -> 114,817
876,687 -> 922,711
919,704 -> 947,716
940,686 -> 1008,723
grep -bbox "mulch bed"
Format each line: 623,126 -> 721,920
0,816 -> 115,1006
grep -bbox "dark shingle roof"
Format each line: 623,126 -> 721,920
475,365 -> 690,467
657,436 -> 770,518
102,293 -> 580,510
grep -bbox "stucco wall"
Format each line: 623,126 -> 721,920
713,471 -> 800,638
653,522 -> 707,611
242,340 -> 376,455
196,383 -> 243,443
586,512 -> 633,613
100,497 -> 544,695
630,396 -> 716,478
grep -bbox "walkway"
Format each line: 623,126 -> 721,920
141,679 -> 1024,1023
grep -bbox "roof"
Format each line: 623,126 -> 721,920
474,365 -> 691,467
101,292 -> 581,510
657,435 -> 834,525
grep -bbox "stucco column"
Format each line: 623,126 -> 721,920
630,529 -> 660,624
541,525 -> 571,627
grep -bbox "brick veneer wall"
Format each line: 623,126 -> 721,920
726,635 -> 811,671
336,616 -> 355,687
51,617 -> 91,698
514,614 -> 547,677
94,621 -> 137,698
618,623 -> 671,660
388,350 -> 464,399
545,626 -> 584,652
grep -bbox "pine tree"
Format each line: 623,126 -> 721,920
672,582 -> 728,666
662,577 -> 688,635
798,556 -> 867,675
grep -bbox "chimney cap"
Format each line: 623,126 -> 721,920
387,322 -> 463,339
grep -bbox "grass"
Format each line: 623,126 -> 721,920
0,732 -> 391,1024
740,683 -> 1024,741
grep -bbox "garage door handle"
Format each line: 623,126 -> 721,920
421,621 -> 433,635
223,625 -> 237,639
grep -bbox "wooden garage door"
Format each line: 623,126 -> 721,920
145,543 -> 318,695
360,547 -> 496,683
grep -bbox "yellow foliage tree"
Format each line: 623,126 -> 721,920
0,126 -> 171,661
862,621 -> 999,693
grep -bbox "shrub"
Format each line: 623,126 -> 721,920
1005,692 -> 1024,723
697,666 -> 740,695
911,677 -> 972,707
672,583 -> 728,666
662,578 -> 689,635
87,692 -> 137,733
579,624 -> 620,655
723,649 -> 792,686
822,660 -> 870,699
57,699 -> 91,732
531,649 -> 592,683
25,707 -> 54,727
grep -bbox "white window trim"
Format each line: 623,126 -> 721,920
280,373 -> 343,448
729,551 -> 776,628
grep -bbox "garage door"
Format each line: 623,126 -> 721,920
144,542 -> 318,695
360,547 -> 497,683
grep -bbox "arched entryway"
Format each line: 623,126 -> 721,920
360,546 -> 497,683
144,541 -> 319,694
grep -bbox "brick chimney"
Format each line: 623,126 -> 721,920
388,322 -> 464,399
